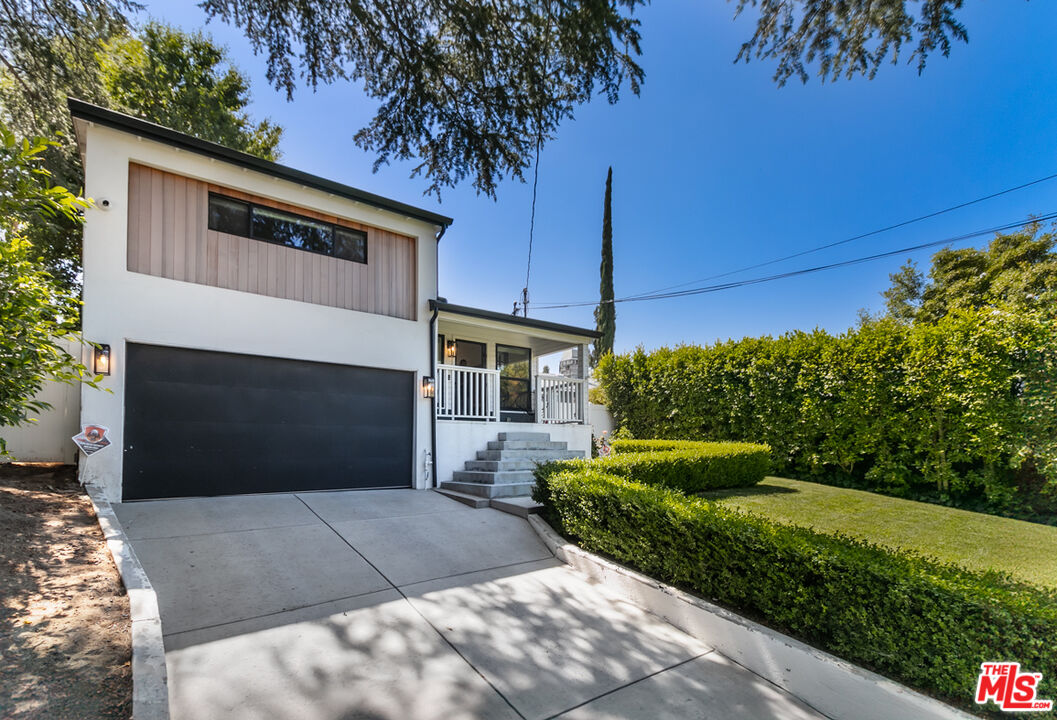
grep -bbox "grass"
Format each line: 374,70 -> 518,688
703,477 -> 1057,589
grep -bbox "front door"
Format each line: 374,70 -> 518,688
496,344 -> 532,421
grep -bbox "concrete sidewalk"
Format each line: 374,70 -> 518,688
115,490 -> 826,720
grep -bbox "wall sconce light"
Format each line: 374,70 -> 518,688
93,343 -> 111,376
445,340 -> 457,358
421,376 -> 436,399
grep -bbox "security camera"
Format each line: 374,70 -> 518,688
99,198 -> 111,210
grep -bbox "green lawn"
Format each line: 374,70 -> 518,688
703,477 -> 1057,589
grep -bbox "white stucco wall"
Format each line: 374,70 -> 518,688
78,123 -> 440,502
435,421 -> 593,485
588,403 -> 614,437
0,339 -> 82,463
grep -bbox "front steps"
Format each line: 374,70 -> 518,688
438,431 -> 584,500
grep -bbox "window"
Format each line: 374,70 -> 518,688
208,195 -> 250,236
453,340 -> 486,369
252,205 -> 332,253
207,193 -> 368,264
497,345 -> 531,413
335,227 -> 367,263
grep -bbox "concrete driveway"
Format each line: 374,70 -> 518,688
114,490 -> 826,720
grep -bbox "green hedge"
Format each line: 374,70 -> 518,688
571,441 -> 770,493
533,468 -> 1057,715
595,306 -> 1057,522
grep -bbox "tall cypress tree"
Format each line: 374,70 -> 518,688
591,167 -> 615,368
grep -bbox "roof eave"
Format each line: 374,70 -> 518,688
430,300 -> 601,340
67,98 -> 454,230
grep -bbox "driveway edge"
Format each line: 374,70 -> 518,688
84,483 -> 170,720
527,514 -> 975,720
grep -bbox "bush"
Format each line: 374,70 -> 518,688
549,441 -> 770,493
533,468 -> 1057,714
595,308 -> 1057,522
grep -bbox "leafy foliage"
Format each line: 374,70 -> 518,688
534,468 -> 1057,713
733,0 -> 968,86
591,166 -> 615,367
99,23 -> 283,161
202,0 -> 976,197
0,17 -> 283,296
884,225 -> 1057,323
596,301 -> 1057,521
0,126 -> 100,456
201,0 -> 644,198
541,440 -> 771,494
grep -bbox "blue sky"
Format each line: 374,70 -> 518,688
143,1 -> 1057,352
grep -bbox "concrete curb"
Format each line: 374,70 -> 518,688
528,514 -> 975,720
84,483 -> 170,720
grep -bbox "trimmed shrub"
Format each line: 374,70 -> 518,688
610,438 -> 757,454
567,441 -> 771,493
533,468 -> 1057,714
595,307 -> 1057,523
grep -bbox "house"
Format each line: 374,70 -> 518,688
69,99 -> 597,505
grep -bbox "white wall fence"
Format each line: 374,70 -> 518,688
0,338 -> 82,464
436,364 -> 500,422
535,374 -> 586,424
436,365 -> 587,424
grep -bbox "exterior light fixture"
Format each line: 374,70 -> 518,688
94,343 -> 111,376
445,340 -> 457,358
421,376 -> 436,398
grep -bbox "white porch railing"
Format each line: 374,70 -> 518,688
436,364 -> 500,421
535,374 -> 586,424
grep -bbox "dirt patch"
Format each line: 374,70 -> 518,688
0,464 -> 132,719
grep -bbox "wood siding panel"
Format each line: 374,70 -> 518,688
126,162 -> 417,319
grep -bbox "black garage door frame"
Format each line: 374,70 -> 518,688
122,342 -> 415,501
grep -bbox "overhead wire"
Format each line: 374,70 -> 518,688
531,211 -> 1057,309
537,170 -> 1057,307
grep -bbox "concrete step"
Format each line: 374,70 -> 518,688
487,440 -> 568,451
440,480 -> 535,499
476,449 -> 584,462
452,470 -> 535,485
496,431 -> 552,442
489,496 -> 544,518
464,459 -> 539,472
432,488 -> 489,509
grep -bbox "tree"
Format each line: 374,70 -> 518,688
591,166 -> 615,367
0,125 -> 101,456
915,224 -> 1057,322
882,260 -> 925,322
99,23 -> 283,161
879,224 -> 1057,323
0,16 -> 283,295
201,0 -> 973,198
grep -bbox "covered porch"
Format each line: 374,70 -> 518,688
430,301 -> 597,426
428,301 -> 599,493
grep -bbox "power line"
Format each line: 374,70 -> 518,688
542,170 -> 1057,307
532,211 -> 1057,310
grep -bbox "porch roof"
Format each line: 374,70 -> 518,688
430,300 -> 600,339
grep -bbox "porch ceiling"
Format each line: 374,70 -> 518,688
437,315 -> 585,356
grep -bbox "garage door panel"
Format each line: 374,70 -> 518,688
123,344 -> 413,500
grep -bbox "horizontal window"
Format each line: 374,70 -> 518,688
207,193 -> 367,264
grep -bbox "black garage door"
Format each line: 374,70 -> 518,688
123,343 -> 413,500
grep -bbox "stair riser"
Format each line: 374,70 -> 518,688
496,432 -> 551,441
464,460 -> 539,472
440,481 -> 535,498
433,489 -> 490,509
453,470 -> 535,484
476,449 -> 584,461
488,440 -> 568,451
